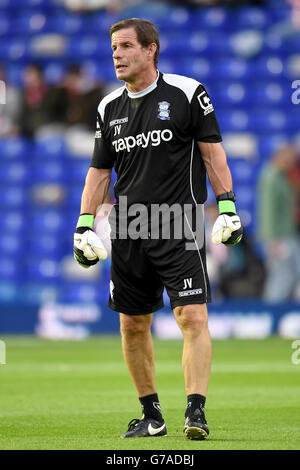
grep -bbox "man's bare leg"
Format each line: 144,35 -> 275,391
174,303 -> 212,439
119,313 -> 166,438
120,312 -> 156,397
174,303 -> 212,396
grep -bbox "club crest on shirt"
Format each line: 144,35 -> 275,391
157,101 -> 171,120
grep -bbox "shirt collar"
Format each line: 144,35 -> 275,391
126,71 -> 159,99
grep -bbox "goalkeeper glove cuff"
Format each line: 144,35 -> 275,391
212,191 -> 243,246
76,213 -> 95,234
74,213 -> 107,267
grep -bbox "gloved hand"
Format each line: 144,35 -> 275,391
211,192 -> 243,246
74,213 -> 108,268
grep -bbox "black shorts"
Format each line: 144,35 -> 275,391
108,233 -> 211,315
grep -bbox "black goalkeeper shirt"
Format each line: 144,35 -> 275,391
91,71 -> 222,209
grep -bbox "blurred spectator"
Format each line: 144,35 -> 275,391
257,145 -> 300,302
205,203 -> 229,299
267,0 -> 300,40
0,65 -> 21,137
205,203 -> 265,299
287,149 -> 300,232
18,64 -> 51,139
61,0 -> 265,10
47,64 -> 104,131
164,0 -> 265,5
60,0 -> 141,12
287,0 -> 300,29
218,233 -> 266,298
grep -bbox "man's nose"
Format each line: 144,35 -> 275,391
113,48 -> 121,59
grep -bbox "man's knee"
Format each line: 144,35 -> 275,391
174,304 -> 208,334
120,313 -> 153,336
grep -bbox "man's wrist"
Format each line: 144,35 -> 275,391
218,200 -> 236,214
216,191 -> 237,214
76,213 -> 95,230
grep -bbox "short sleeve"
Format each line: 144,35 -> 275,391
90,112 -> 115,169
190,84 -> 222,143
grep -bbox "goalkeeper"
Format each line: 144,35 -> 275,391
73,18 -> 242,441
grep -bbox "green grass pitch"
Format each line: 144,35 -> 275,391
0,335 -> 299,450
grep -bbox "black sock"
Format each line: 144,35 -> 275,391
185,394 -> 206,417
139,393 -> 163,422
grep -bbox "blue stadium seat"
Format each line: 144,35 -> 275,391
0,282 -> 20,302
88,59 -> 116,82
0,0 -> 55,8
0,13 -> 9,37
257,134 -> 289,158
89,11 -> 120,34
229,160 -> 255,183
157,58 -> 176,76
29,209 -> 67,233
43,62 -> 65,85
1,186 -> 27,208
27,234 -> 64,257
254,56 -> 286,79
47,13 -> 86,35
0,258 -> 23,280
234,7 -> 270,29
0,39 -> 29,60
34,136 -> 66,158
2,211 -> 25,233
12,12 -> 50,35
0,160 -> 28,183
214,82 -> 252,106
176,58 -> 213,82
282,34 -> 300,54
26,257 -> 61,281
0,234 -> 23,256
67,185 -> 84,208
218,109 -> 250,132
160,33 -> 191,57
21,282 -> 60,304
0,137 -> 32,159
189,32 -> 234,56
31,159 -> 67,182
253,81 -> 289,105
0,0 -> 11,7
120,2 -> 172,29
5,64 -> 24,86
270,5 -> 293,23
193,7 -> 232,30
235,185 -> 253,207
70,159 -> 90,182
162,6 -> 194,31
67,36 -> 112,60
60,283 -> 103,303
212,58 -> 250,80
246,109 -> 288,133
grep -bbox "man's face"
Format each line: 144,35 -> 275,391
111,27 -> 152,83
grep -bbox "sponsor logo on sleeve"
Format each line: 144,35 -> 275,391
197,91 -> 214,116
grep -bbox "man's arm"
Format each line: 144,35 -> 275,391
73,167 -> 112,267
198,141 -> 243,246
197,141 -> 232,196
80,167 -> 112,215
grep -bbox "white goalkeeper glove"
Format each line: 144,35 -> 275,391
211,192 -> 243,246
73,214 -> 107,268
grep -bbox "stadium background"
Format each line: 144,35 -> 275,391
0,0 -> 300,340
